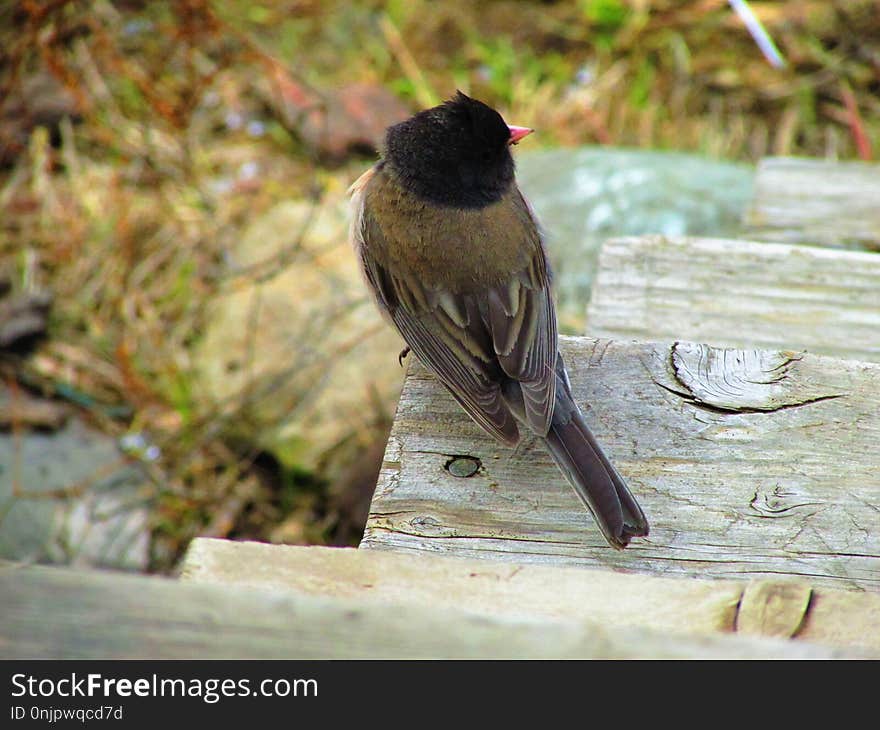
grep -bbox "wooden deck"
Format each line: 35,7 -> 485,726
744,157 -> 880,250
361,336 -> 880,591
182,539 -> 880,654
7,558 -> 855,658
586,235 -> 880,362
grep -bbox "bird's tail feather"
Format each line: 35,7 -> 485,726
540,375 -> 649,549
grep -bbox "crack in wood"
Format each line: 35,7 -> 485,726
654,342 -> 847,413
748,487 -> 824,518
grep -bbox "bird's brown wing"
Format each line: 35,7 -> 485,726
351,170 -> 558,445
486,189 -> 557,436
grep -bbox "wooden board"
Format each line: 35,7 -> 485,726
744,156 -> 880,250
585,235 -> 880,363
181,539 -> 880,653
0,560 -> 851,659
362,336 -> 880,591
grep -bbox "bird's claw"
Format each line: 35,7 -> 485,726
398,346 -> 411,367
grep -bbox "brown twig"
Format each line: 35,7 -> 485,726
840,82 -> 872,161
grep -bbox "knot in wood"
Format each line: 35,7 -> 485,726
444,456 -> 481,478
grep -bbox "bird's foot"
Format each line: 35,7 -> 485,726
398,346 -> 411,367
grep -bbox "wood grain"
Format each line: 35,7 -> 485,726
362,336 -> 880,591
586,235 -> 880,363
2,560 -> 852,658
181,539 -> 880,652
744,156 -> 880,250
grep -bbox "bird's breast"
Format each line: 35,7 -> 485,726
364,170 -> 538,295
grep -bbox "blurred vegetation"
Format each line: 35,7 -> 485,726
1,0 -> 878,571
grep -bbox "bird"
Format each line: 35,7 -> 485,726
348,91 -> 648,549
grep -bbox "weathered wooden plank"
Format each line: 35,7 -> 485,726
181,539 -> 880,652
744,156 -> 880,250
586,236 -> 880,363
0,560 -> 851,658
362,336 -> 880,590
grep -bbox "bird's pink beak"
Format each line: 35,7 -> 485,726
507,125 -> 533,145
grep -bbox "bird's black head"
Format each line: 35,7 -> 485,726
383,92 -> 526,208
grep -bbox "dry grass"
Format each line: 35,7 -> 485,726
1,0 -> 878,571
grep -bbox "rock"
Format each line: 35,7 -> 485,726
0,288 -> 52,351
516,147 -> 754,330
195,195 -> 405,476
0,414 -> 150,571
0,70 -> 80,167
267,72 -> 412,163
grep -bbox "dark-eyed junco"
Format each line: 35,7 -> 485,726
349,91 -> 648,548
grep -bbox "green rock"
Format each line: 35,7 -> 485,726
517,147 -> 754,330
